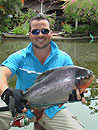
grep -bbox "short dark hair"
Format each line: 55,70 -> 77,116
29,16 -> 50,32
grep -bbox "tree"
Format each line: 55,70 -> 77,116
61,0 -> 98,25
61,0 -> 98,35
0,0 -> 23,32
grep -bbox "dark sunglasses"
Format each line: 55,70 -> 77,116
31,29 -> 50,35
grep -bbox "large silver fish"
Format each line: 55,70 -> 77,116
23,66 -> 95,108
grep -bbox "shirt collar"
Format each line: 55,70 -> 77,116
50,40 -> 59,57
25,42 -> 33,54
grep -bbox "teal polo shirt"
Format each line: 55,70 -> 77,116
1,40 -> 73,118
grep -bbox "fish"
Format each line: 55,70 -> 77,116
23,66 -> 95,108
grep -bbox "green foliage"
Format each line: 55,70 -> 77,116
12,11 -> 56,34
0,15 -> 12,32
89,24 -> 98,35
12,21 -> 29,35
78,25 -> 89,34
45,13 -> 56,30
0,0 -> 23,13
62,0 -> 98,23
72,24 -> 89,34
15,8 -> 37,25
0,31 -> 2,35
0,0 -> 23,32
12,9 -> 37,34
62,22 -> 72,33
72,24 -> 98,35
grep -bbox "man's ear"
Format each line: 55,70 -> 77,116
29,32 -> 31,36
29,32 -> 33,38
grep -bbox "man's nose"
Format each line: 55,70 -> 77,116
38,31 -> 43,36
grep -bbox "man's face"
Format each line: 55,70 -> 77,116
29,20 -> 52,49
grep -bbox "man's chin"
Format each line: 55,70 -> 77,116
33,43 -> 50,49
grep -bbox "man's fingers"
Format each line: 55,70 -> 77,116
76,89 -> 87,104
81,97 -> 86,104
76,89 -> 81,100
22,107 -> 28,113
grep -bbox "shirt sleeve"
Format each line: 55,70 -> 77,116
63,53 -> 73,66
1,52 -> 22,77
59,50 -> 73,66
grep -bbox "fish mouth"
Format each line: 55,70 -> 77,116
79,75 -> 95,94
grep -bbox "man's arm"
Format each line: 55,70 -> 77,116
0,66 -> 28,116
0,66 -> 12,95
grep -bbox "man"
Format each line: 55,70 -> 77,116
0,16 -> 85,130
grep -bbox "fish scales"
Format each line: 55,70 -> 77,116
23,66 -> 94,108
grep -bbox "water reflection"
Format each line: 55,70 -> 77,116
57,40 -> 98,78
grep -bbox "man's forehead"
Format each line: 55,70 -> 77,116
31,20 -> 49,27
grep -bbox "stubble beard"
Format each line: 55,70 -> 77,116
32,37 -> 51,49
32,42 -> 50,49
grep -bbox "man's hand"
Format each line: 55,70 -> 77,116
68,89 -> 88,104
1,88 -> 27,117
79,89 -> 88,104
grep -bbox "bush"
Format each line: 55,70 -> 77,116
0,0 -> 23,32
62,22 -> 72,33
12,21 -> 29,35
89,24 -> 98,35
72,24 -> 98,35
11,8 -> 37,34
72,24 -> 89,35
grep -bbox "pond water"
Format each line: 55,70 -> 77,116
0,38 -> 98,130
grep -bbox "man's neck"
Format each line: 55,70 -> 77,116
33,45 -> 51,65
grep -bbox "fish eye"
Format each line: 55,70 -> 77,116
88,70 -> 93,75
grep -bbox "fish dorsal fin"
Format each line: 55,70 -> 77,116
34,69 -> 55,84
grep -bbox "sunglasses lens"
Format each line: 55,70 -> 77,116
32,29 -> 40,35
31,29 -> 50,35
41,29 -> 49,34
